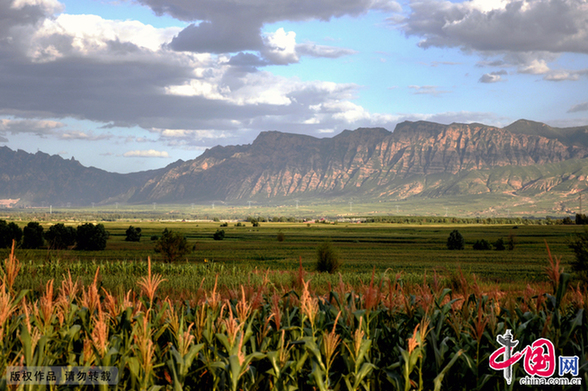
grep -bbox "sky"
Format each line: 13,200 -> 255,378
0,0 -> 587,173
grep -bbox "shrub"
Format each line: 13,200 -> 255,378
569,228 -> 588,282
493,238 -> 506,251
473,239 -> 492,251
45,223 -> 76,250
22,222 -> 45,249
213,229 -> 225,241
447,230 -> 465,250
154,228 -> 191,263
150,235 -> 159,241
316,240 -> 341,274
75,223 -> 109,251
220,222 -> 228,227
277,231 -> 285,242
125,226 -> 142,242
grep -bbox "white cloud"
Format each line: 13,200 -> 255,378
296,42 -> 357,58
568,102 -> 588,113
261,28 -> 299,65
543,68 -> 588,82
479,70 -> 507,83
123,149 -> 170,158
28,13 -> 183,62
60,131 -> 112,140
518,59 -> 551,75
0,118 -> 64,135
408,85 -> 450,95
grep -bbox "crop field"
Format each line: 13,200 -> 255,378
1,219 -> 582,294
0,217 -> 586,390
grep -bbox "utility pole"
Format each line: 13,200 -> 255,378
396,205 -> 399,214
50,205 -> 52,214
212,203 -> 215,210
248,201 -> 252,209
349,201 -> 353,212
295,200 -> 299,210
152,202 -> 156,211
506,209 -> 510,218
444,207 -> 448,217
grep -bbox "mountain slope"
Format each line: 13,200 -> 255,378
0,147 -> 180,206
2,120 -> 588,207
125,121 -> 588,203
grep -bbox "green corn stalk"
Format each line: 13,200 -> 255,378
215,315 -> 265,391
343,318 -> 375,391
165,343 -> 204,391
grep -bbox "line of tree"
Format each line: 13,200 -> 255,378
0,220 -> 109,250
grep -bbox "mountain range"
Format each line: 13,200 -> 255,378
1,119 -> 587,210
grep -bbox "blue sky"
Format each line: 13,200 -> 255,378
1,0 -> 587,173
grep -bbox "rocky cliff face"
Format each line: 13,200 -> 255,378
127,121 -> 588,203
2,120 -> 587,206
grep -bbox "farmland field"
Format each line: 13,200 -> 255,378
0,218 -> 584,295
0,216 -> 587,390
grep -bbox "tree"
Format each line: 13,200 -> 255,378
125,226 -> 142,242
447,230 -> 465,250
569,228 -> 588,283
316,240 -> 341,274
45,223 -> 76,250
0,220 -> 22,248
507,232 -> 517,251
213,229 -> 225,241
577,214 -> 588,225
22,222 -> 44,249
75,223 -> 109,251
473,239 -> 492,251
154,228 -> 191,263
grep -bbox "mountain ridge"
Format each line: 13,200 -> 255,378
1,120 -> 587,208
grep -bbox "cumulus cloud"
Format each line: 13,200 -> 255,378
0,0 -> 502,156
543,68 -> 588,81
0,0 -> 376,150
123,149 -> 170,158
140,0 -> 400,55
479,70 -> 507,83
261,28 -> 299,64
396,0 -> 588,78
0,118 -> 64,136
259,28 -> 357,65
399,0 -> 588,53
568,102 -> 588,113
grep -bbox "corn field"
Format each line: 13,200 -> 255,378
0,243 -> 587,390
